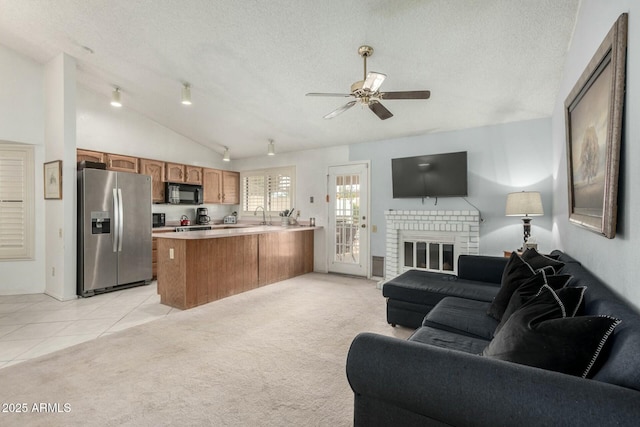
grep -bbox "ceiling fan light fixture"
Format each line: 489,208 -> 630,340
110,87 -> 122,107
223,147 -> 230,162
181,83 -> 192,105
267,139 -> 275,156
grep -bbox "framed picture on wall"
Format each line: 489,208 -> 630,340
44,160 -> 62,200
564,13 -> 627,239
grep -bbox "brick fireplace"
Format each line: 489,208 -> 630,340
384,210 -> 480,280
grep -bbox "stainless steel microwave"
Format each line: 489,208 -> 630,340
165,182 -> 203,205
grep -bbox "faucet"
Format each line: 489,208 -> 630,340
254,206 -> 266,225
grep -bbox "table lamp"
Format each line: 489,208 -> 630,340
505,191 -> 544,249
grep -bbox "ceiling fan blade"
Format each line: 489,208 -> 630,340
380,90 -> 431,100
306,92 -> 353,97
369,100 -> 393,120
362,72 -> 386,92
323,100 -> 357,119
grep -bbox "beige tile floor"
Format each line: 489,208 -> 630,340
0,281 -> 178,369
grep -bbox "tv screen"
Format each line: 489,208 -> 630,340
392,151 -> 468,198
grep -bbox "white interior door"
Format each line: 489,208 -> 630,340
328,163 -> 369,277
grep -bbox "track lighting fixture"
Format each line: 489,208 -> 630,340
267,139 -> 275,156
110,87 -> 122,107
223,147 -> 230,162
181,83 -> 192,105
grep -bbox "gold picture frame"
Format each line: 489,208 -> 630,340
44,160 -> 62,200
564,13 -> 627,239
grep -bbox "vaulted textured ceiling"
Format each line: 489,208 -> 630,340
0,0 -> 580,159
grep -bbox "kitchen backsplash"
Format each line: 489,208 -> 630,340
152,203 -> 236,222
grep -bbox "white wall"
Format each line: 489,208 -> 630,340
76,86 -> 236,223
233,145 -> 350,272
349,118 -> 554,259
552,0 -> 640,309
0,44 -> 46,294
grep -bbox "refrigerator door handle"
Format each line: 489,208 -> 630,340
113,188 -> 119,252
117,188 -> 124,252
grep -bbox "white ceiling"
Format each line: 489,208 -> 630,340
0,0 -> 580,160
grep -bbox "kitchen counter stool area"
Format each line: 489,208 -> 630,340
155,227 -> 317,310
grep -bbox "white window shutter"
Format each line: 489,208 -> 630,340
0,144 -> 34,259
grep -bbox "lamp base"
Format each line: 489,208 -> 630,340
521,217 -> 532,250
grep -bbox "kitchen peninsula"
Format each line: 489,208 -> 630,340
154,225 -> 319,309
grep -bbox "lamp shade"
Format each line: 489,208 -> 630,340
505,191 -> 544,217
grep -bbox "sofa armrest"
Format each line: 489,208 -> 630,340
346,333 -> 640,426
457,255 -> 507,284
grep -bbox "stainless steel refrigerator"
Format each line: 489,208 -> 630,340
77,168 -> 152,296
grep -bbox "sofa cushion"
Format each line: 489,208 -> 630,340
383,270 -> 499,306
487,253 -> 536,320
483,285 -> 620,378
521,248 -> 565,273
409,326 -> 489,354
495,273 -> 573,334
423,297 -> 497,340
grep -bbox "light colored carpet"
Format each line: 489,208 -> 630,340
0,273 -> 412,426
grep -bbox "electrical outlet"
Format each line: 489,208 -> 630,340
51,267 -> 55,277
59,228 -> 62,238
169,248 -> 174,259
310,196 -> 314,203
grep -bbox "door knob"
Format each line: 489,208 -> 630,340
361,224 -> 367,228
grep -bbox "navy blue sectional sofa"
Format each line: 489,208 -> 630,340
346,251 -> 640,426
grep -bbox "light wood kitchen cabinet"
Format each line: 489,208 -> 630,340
106,154 -> 139,173
222,171 -> 240,204
140,159 -> 165,203
203,168 -> 223,203
185,166 -> 203,185
77,149 -> 105,164
165,162 -> 185,182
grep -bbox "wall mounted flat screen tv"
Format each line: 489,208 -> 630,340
392,151 -> 468,198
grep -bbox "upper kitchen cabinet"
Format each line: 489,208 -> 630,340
139,159 -> 165,203
77,149 -> 105,164
203,168 -> 223,204
165,162 -> 185,182
222,171 -> 240,204
185,166 -> 203,185
106,154 -> 139,173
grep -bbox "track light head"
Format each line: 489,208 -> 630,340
267,139 -> 275,156
223,147 -> 230,162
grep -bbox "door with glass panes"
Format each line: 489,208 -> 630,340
328,164 -> 369,277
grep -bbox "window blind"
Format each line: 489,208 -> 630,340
0,144 -> 34,260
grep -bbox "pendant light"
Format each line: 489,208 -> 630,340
223,146 -> 231,162
267,139 -> 275,156
181,83 -> 192,105
110,87 -> 122,107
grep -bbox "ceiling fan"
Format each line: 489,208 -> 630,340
306,45 -> 431,120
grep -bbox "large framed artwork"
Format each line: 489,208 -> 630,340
564,13 -> 627,239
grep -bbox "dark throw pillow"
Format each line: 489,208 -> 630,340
487,253 -> 536,320
494,272 -> 573,335
521,248 -> 565,274
483,285 -> 620,378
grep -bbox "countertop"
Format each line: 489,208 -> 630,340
153,224 -> 322,240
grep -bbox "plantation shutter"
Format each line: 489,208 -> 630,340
242,174 -> 266,213
266,171 -> 292,213
0,144 -> 34,259
241,167 -> 295,215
